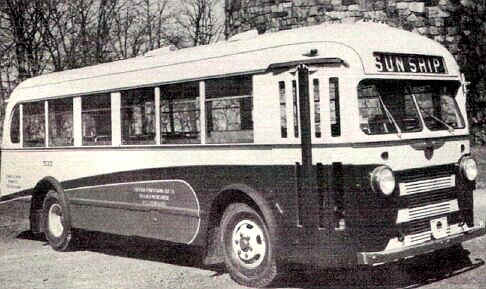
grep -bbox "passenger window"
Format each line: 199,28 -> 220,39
48,98 -> 73,146
121,88 -> 156,145
279,81 -> 287,138
160,82 -> 200,144
206,75 -> 253,144
10,105 -> 20,144
313,79 -> 321,138
329,78 -> 341,137
23,102 -> 45,147
292,80 -> 299,138
82,94 -> 112,146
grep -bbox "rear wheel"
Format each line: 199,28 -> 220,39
42,190 -> 75,251
220,203 -> 278,287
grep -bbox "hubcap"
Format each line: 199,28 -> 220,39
231,219 -> 266,269
48,204 -> 64,238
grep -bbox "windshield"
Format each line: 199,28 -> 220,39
358,80 -> 464,135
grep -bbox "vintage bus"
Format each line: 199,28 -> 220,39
0,21 -> 484,287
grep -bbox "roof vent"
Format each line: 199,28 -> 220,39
228,29 -> 259,42
144,45 -> 178,57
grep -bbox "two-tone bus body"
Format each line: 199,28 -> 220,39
1,22 -> 484,287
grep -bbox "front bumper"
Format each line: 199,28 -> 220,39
357,222 -> 486,265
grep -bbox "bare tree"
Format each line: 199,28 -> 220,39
95,0 -> 118,63
178,0 -> 223,46
110,0 -> 177,59
0,0 -> 47,81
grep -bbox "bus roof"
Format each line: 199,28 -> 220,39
9,22 -> 459,103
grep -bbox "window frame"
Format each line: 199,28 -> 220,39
120,88 -> 156,145
160,81 -> 201,145
9,104 -> 21,144
22,101 -> 46,148
205,75 -> 254,144
81,93 -> 112,146
48,98 -> 74,147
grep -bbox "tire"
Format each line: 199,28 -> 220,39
220,203 -> 278,287
42,190 -> 75,251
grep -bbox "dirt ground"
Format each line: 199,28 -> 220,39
0,188 -> 484,289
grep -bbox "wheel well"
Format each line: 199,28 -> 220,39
208,189 -> 262,232
30,178 -> 58,234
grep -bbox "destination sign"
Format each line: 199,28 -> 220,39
374,52 -> 446,74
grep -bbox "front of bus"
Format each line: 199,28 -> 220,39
345,28 -> 486,265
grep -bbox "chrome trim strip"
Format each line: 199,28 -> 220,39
396,199 -> 459,224
399,175 -> 456,196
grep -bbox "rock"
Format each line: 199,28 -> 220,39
396,2 -> 409,10
331,0 -> 342,6
437,9 -> 450,18
446,35 -> 457,43
416,27 -> 429,35
426,7 -> 440,18
398,8 -> 411,16
409,2 -> 425,13
429,26 -> 440,35
407,13 -> 418,23
375,1 -> 386,10
447,26 -> 458,36
434,35 -> 445,43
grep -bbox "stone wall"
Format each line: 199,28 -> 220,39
225,0 -> 464,59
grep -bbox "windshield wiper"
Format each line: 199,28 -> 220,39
408,87 -> 455,134
418,107 -> 455,134
378,95 -> 402,138
408,86 -> 455,134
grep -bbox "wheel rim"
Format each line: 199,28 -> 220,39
48,204 -> 64,238
231,219 -> 267,269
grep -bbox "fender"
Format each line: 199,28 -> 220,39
31,177 -> 71,233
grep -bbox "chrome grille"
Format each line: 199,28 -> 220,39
399,175 -> 456,196
405,224 -> 461,247
396,200 -> 459,223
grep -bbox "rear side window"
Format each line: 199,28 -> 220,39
23,102 -> 46,147
10,105 -> 20,144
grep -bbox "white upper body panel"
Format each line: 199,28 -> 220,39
3,22 -> 463,147
8,22 -> 459,102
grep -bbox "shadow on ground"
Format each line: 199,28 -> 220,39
272,250 -> 484,289
14,229 -> 485,289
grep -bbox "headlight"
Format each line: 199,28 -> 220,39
459,156 -> 478,181
371,166 -> 396,196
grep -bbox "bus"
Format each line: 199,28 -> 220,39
1,21 -> 484,287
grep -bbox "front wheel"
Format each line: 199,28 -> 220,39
220,203 -> 278,287
42,190 -> 75,251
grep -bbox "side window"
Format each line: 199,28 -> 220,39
121,88 -> 156,145
292,80 -> 299,138
160,82 -> 200,144
329,77 -> 341,137
279,81 -> 287,138
82,94 -> 112,145
313,78 -> 321,138
23,102 -> 45,147
48,98 -> 73,146
10,105 -> 20,144
206,75 -> 253,144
